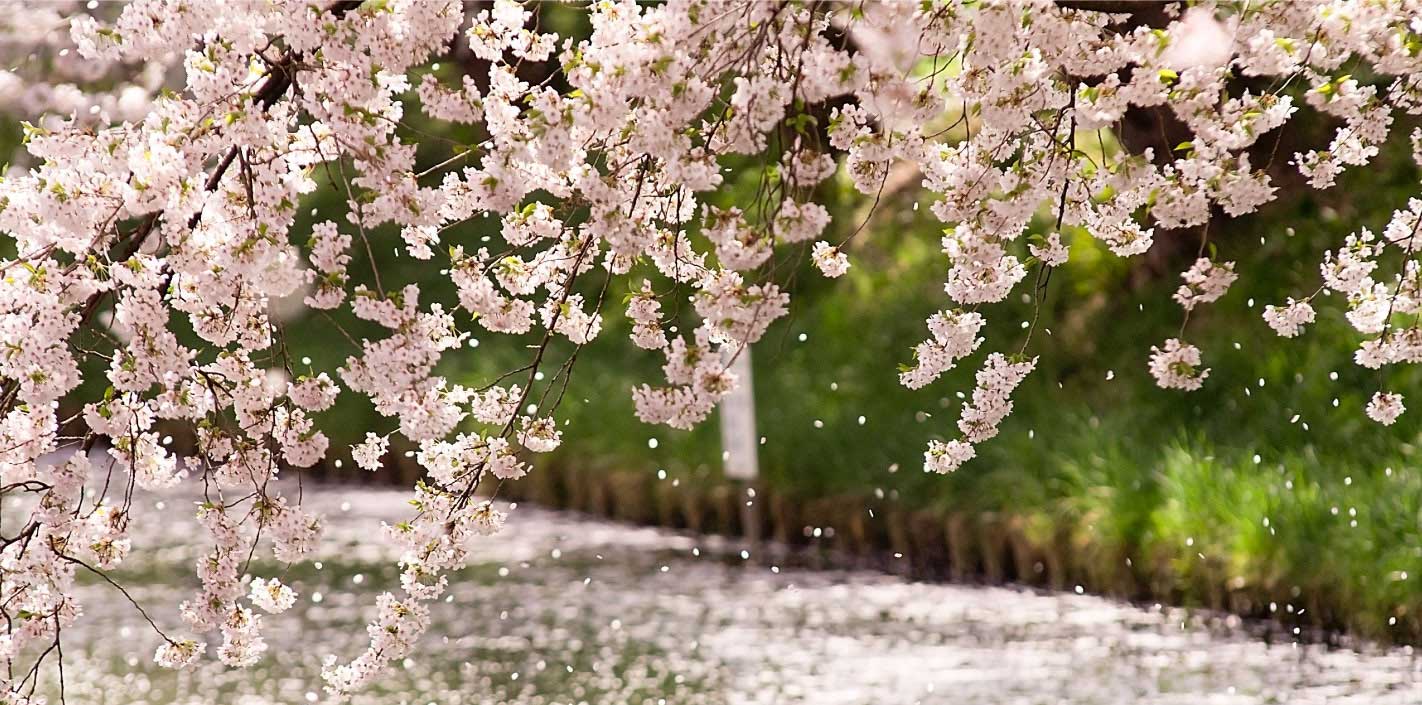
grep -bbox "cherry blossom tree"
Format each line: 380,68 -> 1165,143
3,0 -> 1422,699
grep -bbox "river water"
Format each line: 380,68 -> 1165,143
40,486 -> 1422,704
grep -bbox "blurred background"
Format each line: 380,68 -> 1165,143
7,0 -> 1422,643
7,3 -> 1422,703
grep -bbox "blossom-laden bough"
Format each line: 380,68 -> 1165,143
1,0 -> 1421,700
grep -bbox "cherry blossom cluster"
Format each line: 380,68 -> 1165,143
925,353 -> 1036,474
0,3 -> 163,143
5,0 -> 1422,699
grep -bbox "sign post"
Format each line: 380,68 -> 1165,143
719,345 -> 760,548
